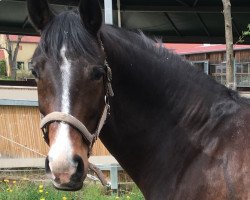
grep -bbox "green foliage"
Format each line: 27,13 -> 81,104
238,24 -> 250,43
0,180 -> 144,200
0,60 -> 6,76
128,185 -> 144,200
0,76 -> 13,80
16,69 -> 33,80
0,60 -> 13,80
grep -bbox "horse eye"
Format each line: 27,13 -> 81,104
92,67 -> 105,80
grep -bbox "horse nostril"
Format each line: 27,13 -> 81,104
73,155 -> 84,173
72,155 -> 84,181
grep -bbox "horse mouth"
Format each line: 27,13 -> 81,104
52,180 -> 83,191
45,156 -> 86,191
48,172 -> 86,191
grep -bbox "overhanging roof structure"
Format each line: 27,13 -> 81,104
1,0 -> 250,43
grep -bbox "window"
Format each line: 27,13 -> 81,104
16,61 -> 24,70
210,63 -> 226,85
190,61 -> 209,74
28,62 -> 32,70
235,63 -> 250,87
210,62 -> 250,87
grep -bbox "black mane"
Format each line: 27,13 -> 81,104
101,25 -> 247,132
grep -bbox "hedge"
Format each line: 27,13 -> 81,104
0,60 -> 7,76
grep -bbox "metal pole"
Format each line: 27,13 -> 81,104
104,0 -> 113,25
117,0 -> 121,27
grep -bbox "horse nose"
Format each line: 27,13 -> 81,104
70,155 -> 85,182
45,155 -> 85,188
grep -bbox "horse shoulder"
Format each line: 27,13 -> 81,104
173,107 -> 250,200
218,107 -> 250,200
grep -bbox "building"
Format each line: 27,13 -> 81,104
165,43 -> 250,89
0,34 -> 40,77
0,50 -> 4,60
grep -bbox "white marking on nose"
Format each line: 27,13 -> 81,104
48,45 -> 75,173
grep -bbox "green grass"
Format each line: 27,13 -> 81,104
0,76 -> 13,80
0,179 -> 144,200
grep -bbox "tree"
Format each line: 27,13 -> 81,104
0,35 -> 23,79
222,0 -> 236,90
237,24 -> 250,44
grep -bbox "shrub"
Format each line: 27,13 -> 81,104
16,69 -> 33,80
0,60 -> 7,76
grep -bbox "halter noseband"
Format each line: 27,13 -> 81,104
40,54 -> 114,156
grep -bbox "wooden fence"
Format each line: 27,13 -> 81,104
0,106 -> 110,158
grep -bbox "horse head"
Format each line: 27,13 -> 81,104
27,0 -> 110,191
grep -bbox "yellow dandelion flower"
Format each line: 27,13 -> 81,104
62,196 -> 67,200
13,181 -> 16,184
9,189 -> 13,192
39,185 -> 44,189
39,189 -> 44,193
4,179 -> 9,183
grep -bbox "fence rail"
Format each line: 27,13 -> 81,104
0,106 -> 110,158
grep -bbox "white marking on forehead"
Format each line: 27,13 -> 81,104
48,45 -> 75,171
60,45 -> 71,114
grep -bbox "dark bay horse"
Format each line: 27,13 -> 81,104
27,0 -> 250,199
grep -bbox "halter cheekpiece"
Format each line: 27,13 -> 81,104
40,42 -> 113,156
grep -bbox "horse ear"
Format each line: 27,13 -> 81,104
27,0 -> 54,31
79,0 -> 103,35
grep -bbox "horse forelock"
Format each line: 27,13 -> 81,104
38,9 -> 100,64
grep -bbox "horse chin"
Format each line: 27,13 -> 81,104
52,180 -> 84,191
47,171 -> 86,191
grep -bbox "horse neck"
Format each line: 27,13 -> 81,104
101,26 -> 231,129
99,25 -> 236,197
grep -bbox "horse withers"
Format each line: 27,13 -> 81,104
27,0 -> 250,199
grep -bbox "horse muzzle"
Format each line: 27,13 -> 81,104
45,155 -> 86,191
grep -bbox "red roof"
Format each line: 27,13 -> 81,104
4,35 -> 250,55
0,50 -> 4,60
164,43 -> 250,55
7,35 -> 40,43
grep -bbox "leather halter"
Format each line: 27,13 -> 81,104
40,60 -> 114,156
